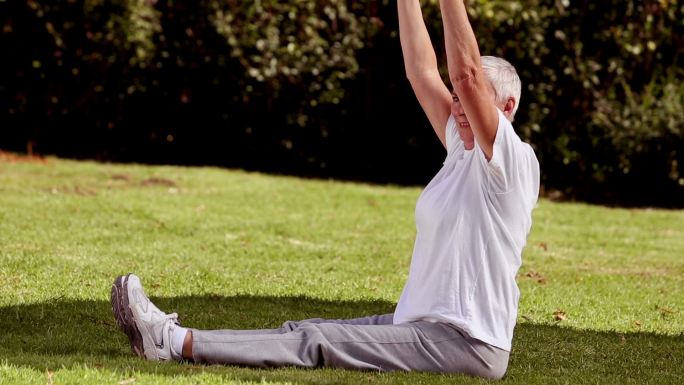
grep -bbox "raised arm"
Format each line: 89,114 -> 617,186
398,0 -> 452,148
439,0 -> 499,158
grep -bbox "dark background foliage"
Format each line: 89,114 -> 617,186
1,0 -> 683,206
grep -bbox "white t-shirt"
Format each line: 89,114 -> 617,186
393,109 -> 540,351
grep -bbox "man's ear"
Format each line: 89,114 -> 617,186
504,97 -> 516,121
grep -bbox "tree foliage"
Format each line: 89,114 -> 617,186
1,0 -> 682,205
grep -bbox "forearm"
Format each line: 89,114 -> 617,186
439,0 -> 498,158
439,0 -> 482,84
398,0 -> 439,79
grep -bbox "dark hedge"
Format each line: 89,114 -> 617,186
1,0 -> 682,206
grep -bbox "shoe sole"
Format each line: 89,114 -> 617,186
111,274 -> 145,357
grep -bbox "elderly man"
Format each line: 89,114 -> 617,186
110,0 -> 539,379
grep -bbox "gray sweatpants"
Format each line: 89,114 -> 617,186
190,314 -> 509,379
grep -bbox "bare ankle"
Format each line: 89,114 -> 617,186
182,330 -> 193,359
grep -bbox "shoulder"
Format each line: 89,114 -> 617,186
477,110 -> 539,193
492,109 -> 536,163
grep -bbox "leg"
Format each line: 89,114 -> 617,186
191,314 -> 394,336
112,275 -> 507,378
180,314 -> 393,361
190,321 -> 509,379
112,273 -> 392,360
280,313 -> 393,331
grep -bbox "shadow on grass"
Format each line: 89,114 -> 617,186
1,295 -> 683,384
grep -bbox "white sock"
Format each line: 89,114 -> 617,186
170,326 -> 189,361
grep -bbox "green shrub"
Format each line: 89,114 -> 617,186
2,0 -> 683,204
592,69 -> 684,185
209,0 -> 371,106
460,0 -> 684,201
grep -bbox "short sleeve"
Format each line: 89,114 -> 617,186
445,114 -> 461,154
478,110 -> 540,200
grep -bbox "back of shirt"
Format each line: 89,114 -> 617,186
394,110 -> 540,351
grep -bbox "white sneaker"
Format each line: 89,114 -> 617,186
111,273 -> 182,361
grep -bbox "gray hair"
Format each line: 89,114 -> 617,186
481,56 -> 522,119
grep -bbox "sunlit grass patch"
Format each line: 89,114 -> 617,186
1,156 -> 682,384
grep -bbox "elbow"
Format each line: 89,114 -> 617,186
403,64 -> 421,82
448,62 -> 481,88
405,70 -> 421,84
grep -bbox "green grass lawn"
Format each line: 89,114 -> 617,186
0,155 -> 682,385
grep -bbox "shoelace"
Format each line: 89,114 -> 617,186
152,312 -> 181,349
164,312 -> 180,325
150,312 -> 180,328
